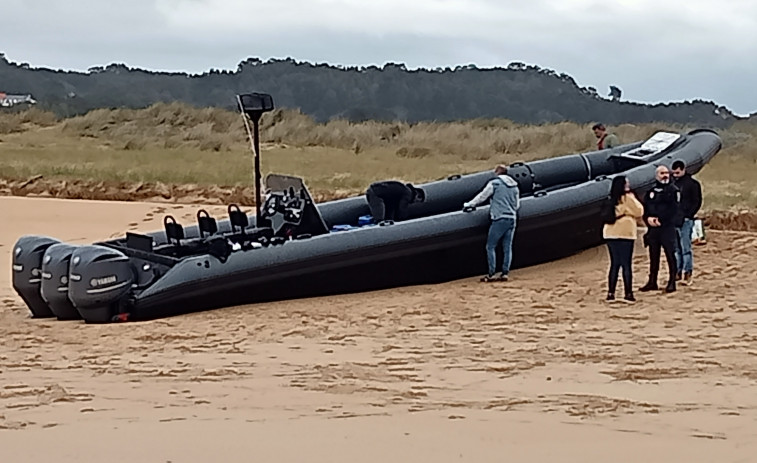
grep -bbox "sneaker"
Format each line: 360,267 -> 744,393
606,292 -> 615,302
639,282 -> 658,292
498,273 -> 509,281
675,272 -> 682,281
623,293 -> 636,303
480,274 -> 497,283
682,272 -> 693,286
664,282 -> 676,293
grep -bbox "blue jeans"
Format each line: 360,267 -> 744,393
675,218 -> 694,274
486,217 -> 516,276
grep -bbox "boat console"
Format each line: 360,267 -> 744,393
608,131 -> 682,166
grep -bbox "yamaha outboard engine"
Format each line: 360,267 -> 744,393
11,235 -> 61,318
68,245 -> 134,323
40,243 -> 80,320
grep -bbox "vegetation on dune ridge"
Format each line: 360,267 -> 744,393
0,102 -> 705,155
0,54 -> 741,126
0,104 -> 755,210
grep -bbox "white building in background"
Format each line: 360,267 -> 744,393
0,92 -> 37,107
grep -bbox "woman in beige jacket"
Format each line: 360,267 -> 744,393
603,175 -> 645,302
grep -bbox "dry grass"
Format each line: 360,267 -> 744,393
0,103 -> 755,208
695,121 -> 757,209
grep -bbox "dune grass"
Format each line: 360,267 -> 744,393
0,103 -> 755,208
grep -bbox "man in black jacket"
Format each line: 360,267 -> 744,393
365,180 -> 426,223
671,160 -> 703,286
640,165 -> 681,293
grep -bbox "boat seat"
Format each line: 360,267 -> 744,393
154,208 -> 275,258
228,204 -> 249,234
164,215 -> 185,245
197,209 -> 218,237
221,203 -> 273,245
155,215 -> 220,258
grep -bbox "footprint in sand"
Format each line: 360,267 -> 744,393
691,432 -> 727,440
159,417 -> 187,422
0,420 -> 32,430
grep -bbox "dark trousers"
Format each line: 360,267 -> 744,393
366,189 -> 409,222
606,238 -> 634,295
646,226 -> 678,284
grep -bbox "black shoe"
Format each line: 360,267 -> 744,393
624,293 -> 636,303
606,292 -> 615,301
675,272 -> 682,281
664,282 -> 676,293
639,282 -> 658,292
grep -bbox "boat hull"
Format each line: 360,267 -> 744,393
9,129 -> 722,323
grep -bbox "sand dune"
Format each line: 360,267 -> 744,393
1,196 -> 756,462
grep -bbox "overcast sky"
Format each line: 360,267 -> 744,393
2,0 -> 755,115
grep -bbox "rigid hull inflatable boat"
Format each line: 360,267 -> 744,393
11,129 -> 722,323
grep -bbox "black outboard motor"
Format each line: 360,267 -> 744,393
11,235 -> 60,318
68,245 -> 135,323
40,243 -> 80,320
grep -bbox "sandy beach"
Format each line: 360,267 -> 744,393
2,196 -> 757,462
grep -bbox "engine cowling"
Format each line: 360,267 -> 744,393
40,243 -> 80,320
11,235 -> 61,318
68,245 -> 135,323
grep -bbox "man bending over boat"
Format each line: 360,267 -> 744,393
463,165 -> 521,282
365,180 -> 426,223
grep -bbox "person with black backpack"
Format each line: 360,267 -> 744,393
602,175 -> 644,303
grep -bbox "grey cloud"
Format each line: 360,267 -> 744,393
1,0 -> 755,115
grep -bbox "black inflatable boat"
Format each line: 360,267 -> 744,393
10,127 -> 721,323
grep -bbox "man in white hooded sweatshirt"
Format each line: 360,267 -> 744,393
463,165 -> 521,282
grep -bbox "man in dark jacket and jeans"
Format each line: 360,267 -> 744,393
671,159 -> 703,286
640,165 -> 681,294
366,180 -> 426,223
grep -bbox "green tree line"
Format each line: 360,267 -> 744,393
0,53 -> 738,127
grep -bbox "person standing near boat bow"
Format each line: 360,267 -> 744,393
639,165 -> 681,294
671,159 -> 702,286
602,175 -> 644,303
463,165 -> 521,282
592,123 -> 621,150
